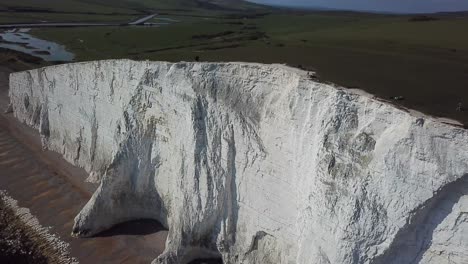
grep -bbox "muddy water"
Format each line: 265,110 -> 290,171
0,66 -> 168,263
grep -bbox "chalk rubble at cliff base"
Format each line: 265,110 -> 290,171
0,191 -> 77,264
8,60 -> 468,264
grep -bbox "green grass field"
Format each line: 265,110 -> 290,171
0,0 -> 265,21
0,13 -> 140,24
1,1 -> 467,125
0,0 -> 267,26
29,11 -> 468,124
0,0 -> 134,14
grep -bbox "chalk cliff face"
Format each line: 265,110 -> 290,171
8,60 -> 468,264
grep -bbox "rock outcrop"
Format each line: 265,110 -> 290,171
8,60 -> 468,264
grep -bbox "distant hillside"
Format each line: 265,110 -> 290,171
0,0 -> 263,14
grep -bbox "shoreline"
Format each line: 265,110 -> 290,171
0,190 -> 77,264
0,56 -> 168,263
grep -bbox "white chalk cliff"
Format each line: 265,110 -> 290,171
8,60 -> 468,264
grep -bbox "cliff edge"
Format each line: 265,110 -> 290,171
8,60 -> 468,264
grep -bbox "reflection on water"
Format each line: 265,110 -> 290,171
0,28 -> 74,62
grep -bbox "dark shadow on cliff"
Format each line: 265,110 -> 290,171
372,173 -> 468,264
188,258 -> 223,264
93,219 -> 167,237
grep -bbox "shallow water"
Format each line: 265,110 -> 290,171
0,116 -> 168,263
0,28 -> 74,62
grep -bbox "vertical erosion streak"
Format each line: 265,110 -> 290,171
223,124 -> 238,251
89,101 -> 98,164
192,96 -> 209,211
372,174 -> 468,264
39,107 -> 49,140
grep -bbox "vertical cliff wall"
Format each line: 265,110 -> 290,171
8,60 -> 468,264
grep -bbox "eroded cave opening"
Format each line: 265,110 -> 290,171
90,218 -> 225,264
183,247 -> 224,264
188,258 -> 223,264
93,219 -> 167,237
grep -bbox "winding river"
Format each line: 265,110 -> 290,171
0,29 -> 74,62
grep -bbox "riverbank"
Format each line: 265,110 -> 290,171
0,29 -> 74,62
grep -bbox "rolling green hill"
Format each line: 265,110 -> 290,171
0,0 -> 268,24
1,1 -> 467,125
0,0 -> 266,24
0,0 -> 262,14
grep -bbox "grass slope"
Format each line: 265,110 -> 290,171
0,0 -> 133,14
0,0 -> 265,24
0,0 -> 261,14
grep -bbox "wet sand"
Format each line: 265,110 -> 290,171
0,64 -> 168,263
